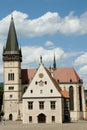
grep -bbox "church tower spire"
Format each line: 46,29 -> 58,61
3,16 -> 22,62
53,53 -> 56,70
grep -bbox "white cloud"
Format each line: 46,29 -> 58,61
74,52 -> 87,89
79,65 -> 87,75
0,10 -> 87,38
74,52 -> 87,66
45,41 -> 54,47
22,45 -> 64,68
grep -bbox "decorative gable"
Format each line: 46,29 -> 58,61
23,63 -> 62,98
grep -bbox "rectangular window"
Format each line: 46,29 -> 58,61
52,116 -> 55,122
8,86 -> 14,90
39,101 -> 44,109
28,102 -> 33,109
50,101 -> 56,110
8,73 -> 14,81
9,95 -> 13,98
29,116 -> 32,122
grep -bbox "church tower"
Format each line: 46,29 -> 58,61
3,16 -> 22,121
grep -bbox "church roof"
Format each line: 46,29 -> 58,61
21,68 -> 81,84
61,91 -> 69,98
53,68 -> 81,83
21,68 -> 37,84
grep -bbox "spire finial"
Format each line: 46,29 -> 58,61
40,55 -> 42,63
11,14 -> 13,21
53,52 -> 56,70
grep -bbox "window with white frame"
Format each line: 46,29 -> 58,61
28,102 -> 33,109
8,73 -> 14,81
50,101 -> 56,109
39,101 -> 44,109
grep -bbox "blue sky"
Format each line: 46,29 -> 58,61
0,0 -> 87,88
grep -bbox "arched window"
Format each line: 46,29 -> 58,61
79,86 -> 82,111
69,86 -> 74,110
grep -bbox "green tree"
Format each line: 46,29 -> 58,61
0,86 -> 3,111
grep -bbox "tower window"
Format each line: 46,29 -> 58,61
9,95 -> 13,98
8,86 -> 14,90
8,73 -> 14,81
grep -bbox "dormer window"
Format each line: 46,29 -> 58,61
57,80 -> 59,83
70,79 -> 72,82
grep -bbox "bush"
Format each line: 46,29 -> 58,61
0,111 -> 4,116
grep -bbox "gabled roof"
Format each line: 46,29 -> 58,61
45,68 -> 69,98
21,68 -> 37,84
21,67 -> 81,84
45,68 -> 62,93
61,91 -> 69,98
53,68 -> 81,83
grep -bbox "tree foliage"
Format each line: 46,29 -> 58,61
0,86 -> 3,111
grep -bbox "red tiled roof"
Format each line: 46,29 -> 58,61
21,67 -> 72,98
21,69 -> 37,84
45,67 -> 62,93
21,68 -> 81,84
61,91 -> 69,98
45,68 -> 70,98
53,68 -> 81,82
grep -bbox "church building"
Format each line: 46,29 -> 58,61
2,17 -> 86,123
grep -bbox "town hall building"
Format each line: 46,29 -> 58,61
2,17 -> 86,123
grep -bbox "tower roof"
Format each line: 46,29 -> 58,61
3,16 -> 22,62
5,16 -> 19,52
53,53 -> 56,70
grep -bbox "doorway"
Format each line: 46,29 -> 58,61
38,113 -> 46,123
9,114 -> 13,120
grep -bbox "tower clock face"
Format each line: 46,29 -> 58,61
39,73 -> 44,78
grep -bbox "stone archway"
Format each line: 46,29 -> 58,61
38,113 -> 46,123
9,114 -> 13,120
